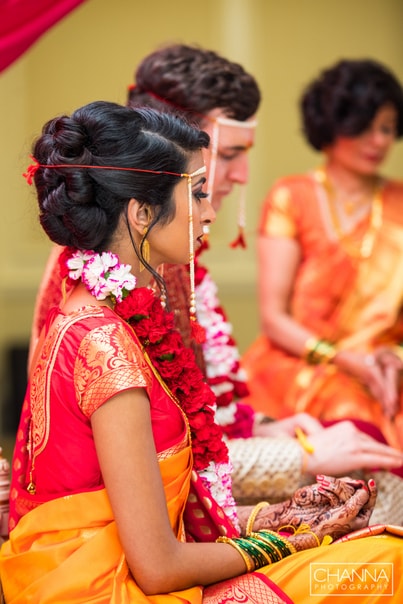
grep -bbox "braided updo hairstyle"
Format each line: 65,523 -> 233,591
127,44 -> 261,125
32,101 -> 209,252
301,58 -> 403,151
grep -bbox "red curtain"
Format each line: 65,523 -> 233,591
0,0 -> 87,73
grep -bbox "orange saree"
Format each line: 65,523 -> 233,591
243,173 -> 403,449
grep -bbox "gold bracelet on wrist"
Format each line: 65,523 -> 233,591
245,501 -> 270,536
393,345 -> 403,363
216,536 -> 254,572
304,337 -> 337,364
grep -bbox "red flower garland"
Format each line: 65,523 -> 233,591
59,248 -> 230,473
115,287 -> 229,471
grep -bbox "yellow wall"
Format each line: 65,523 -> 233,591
1,0 -> 403,441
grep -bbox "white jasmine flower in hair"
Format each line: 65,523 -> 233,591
70,249 -> 136,302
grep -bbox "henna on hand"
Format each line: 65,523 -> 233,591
252,477 -> 349,532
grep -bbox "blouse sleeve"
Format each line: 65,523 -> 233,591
258,183 -> 297,239
74,320 -> 152,418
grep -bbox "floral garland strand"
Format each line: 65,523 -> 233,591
194,259 -> 255,439
60,248 -> 239,526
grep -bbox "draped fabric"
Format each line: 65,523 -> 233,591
243,173 -> 403,450
2,294 -> 403,601
0,0 -> 87,73
0,300 -> 288,602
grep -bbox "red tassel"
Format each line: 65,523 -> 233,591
22,156 -> 40,185
190,318 -> 206,344
229,227 -> 247,249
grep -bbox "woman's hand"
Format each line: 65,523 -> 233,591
299,476 -> 376,543
285,477 -> 377,551
254,412 -> 324,438
305,420 -> 403,474
372,346 -> 403,418
250,476 -> 375,533
335,348 -> 402,419
248,476 -> 377,552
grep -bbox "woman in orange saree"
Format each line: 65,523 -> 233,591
2,297 -> 402,604
1,100 -> 402,604
243,58 -> 403,451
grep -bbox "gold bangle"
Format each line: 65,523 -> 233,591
304,337 -> 337,364
216,536 -> 254,572
393,345 -> 403,363
245,501 -> 270,536
278,523 -> 333,548
295,427 -> 315,454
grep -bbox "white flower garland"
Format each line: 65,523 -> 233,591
67,249 -> 136,302
195,270 -> 246,403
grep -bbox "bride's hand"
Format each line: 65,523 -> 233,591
251,477 -> 377,552
289,476 -> 377,549
250,476 -> 374,533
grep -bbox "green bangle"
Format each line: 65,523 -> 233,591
234,537 -> 270,568
247,535 -> 281,563
216,536 -> 254,572
304,338 -> 337,364
257,529 -> 297,556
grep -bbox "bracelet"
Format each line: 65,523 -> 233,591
236,536 -> 275,567
295,427 -> 315,454
295,427 -> 315,473
216,536 -> 254,572
245,501 -> 270,536
278,523 -> 333,547
393,345 -> 403,363
217,532 -> 290,572
304,337 -> 337,364
248,533 -> 282,563
257,529 -> 297,556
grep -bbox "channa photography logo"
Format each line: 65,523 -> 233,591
310,562 -> 394,596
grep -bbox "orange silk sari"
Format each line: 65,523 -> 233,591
243,173 -> 403,449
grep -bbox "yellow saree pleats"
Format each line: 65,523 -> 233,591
0,448 -> 204,604
261,533 -> 403,603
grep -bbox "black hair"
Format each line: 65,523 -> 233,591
33,101 -> 209,253
301,59 -> 403,150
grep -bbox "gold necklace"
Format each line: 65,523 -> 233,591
342,195 -> 373,216
314,167 -> 383,259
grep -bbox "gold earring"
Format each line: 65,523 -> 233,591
140,226 -> 150,272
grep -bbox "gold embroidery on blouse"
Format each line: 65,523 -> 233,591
30,308 -> 103,460
75,322 -> 152,417
28,307 -> 153,493
273,186 -> 291,210
28,306 -> 189,492
157,433 -> 189,461
261,185 -> 296,238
